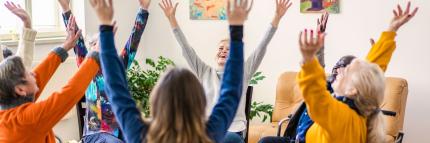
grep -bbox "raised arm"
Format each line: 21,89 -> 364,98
89,0 -> 146,143
316,12 -> 329,68
244,0 -> 290,78
4,2 -> 37,69
58,0 -> 89,66
206,0 -> 247,142
366,1 -> 418,72
32,25 -> 81,100
120,0 -> 151,69
160,0 -> 211,77
22,52 -> 99,133
297,29 -> 357,135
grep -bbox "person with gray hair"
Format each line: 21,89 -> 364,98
0,15 -> 101,143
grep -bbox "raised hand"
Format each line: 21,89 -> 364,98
62,15 -> 82,51
159,0 -> 178,20
227,0 -> 253,26
4,1 -> 31,28
272,0 -> 292,27
317,12 -> 329,33
388,1 -> 419,32
139,0 -> 151,10
89,0 -> 114,25
299,29 -> 325,63
57,0 -> 71,12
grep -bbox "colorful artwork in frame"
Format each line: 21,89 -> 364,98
300,0 -> 340,13
190,0 -> 227,20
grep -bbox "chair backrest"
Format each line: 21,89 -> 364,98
271,71 -> 409,139
381,77 -> 408,138
272,72 -> 302,122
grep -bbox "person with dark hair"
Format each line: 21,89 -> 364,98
90,0 -> 249,142
259,1 -> 418,143
57,0 -> 150,141
0,15 -> 100,143
1,47 -> 14,59
0,1 -> 37,69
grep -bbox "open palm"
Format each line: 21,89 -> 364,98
299,29 -> 325,62
4,1 -> 31,28
275,0 -> 292,18
159,0 -> 178,19
389,1 -> 418,32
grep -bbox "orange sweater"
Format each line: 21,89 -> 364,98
0,51 -> 99,143
298,32 -> 396,143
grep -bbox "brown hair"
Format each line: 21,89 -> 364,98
146,68 -> 212,143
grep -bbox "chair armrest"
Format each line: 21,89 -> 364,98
277,115 -> 292,136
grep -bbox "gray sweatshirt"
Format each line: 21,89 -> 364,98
172,25 -> 277,132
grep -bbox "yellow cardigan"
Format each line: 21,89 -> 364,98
298,31 -> 396,143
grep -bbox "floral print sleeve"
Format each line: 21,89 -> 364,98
62,11 -> 89,67
120,9 -> 149,69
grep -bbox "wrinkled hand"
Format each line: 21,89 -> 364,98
227,0 -> 253,25
4,1 -> 31,28
159,0 -> 178,20
317,12 -> 329,33
57,0 -> 71,12
299,29 -> 325,63
388,1 -> 418,32
89,0 -> 114,25
62,15 -> 81,51
139,0 -> 151,10
275,0 -> 292,19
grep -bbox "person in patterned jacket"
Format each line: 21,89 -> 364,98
57,0 -> 151,142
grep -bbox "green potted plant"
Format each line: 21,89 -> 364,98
127,56 -> 175,117
247,71 -> 273,123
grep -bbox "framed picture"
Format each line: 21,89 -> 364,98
190,0 -> 227,20
300,0 -> 340,13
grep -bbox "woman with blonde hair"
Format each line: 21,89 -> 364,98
294,24 -> 393,143
259,2 -> 418,143
159,0 -> 292,142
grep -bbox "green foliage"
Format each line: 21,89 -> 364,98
250,101 -> 273,122
249,71 -> 266,86
249,71 -> 273,122
127,56 -> 174,117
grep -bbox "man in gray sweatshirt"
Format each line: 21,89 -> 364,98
160,0 -> 293,142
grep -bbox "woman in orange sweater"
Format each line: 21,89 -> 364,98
0,16 -> 100,143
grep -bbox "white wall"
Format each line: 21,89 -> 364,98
81,0 -> 430,142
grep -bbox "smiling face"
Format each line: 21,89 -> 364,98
215,39 -> 230,68
332,59 -> 359,96
329,55 -> 357,84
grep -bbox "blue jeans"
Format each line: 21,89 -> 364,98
223,132 -> 245,143
82,133 -> 124,143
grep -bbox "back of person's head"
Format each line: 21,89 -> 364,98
0,56 -> 28,107
344,59 -> 386,143
147,68 -> 212,143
